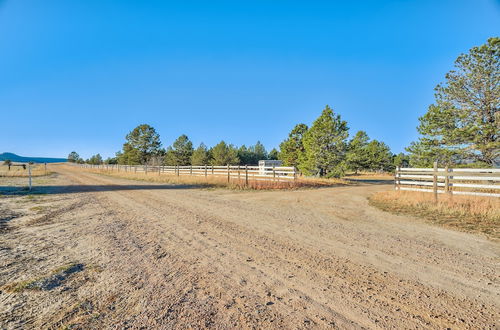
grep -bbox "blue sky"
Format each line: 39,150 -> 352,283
1,1 -> 499,159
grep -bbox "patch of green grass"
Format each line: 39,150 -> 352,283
1,262 -> 85,293
1,279 -> 40,293
30,206 -> 47,212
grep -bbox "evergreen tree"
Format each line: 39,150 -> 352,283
67,151 -> 80,163
365,140 -> 393,172
237,145 -> 252,165
407,37 -> 499,167
104,157 -> 118,164
88,154 -> 103,165
279,123 -> 308,167
210,141 -> 239,165
268,148 -> 279,160
237,142 -> 268,165
191,143 -> 211,165
164,134 -> 193,165
345,131 -> 370,174
120,124 -> 162,165
117,143 -> 142,165
251,141 -> 268,162
393,153 -> 410,168
301,105 -> 349,177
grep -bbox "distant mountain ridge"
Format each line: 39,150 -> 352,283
0,152 -> 67,163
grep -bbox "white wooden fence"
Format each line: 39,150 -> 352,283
395,163 -> 500,198
80,164 -> 297,183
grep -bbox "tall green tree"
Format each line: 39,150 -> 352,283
407,37 -> 499,167
164,134 -> 193,165
120,124 -> 162,165
365,140 -> 393,172
279,123 -> 308,167
393,152 -> 410,168
117,143 -> 141,165
191,143 -> 211,165
251,141 -> 268,162
345,131 -> 370,174
300,105 -> 349,177
88,154 -> 103,165
210,141 -> 239,165
268,148 -> 279,160
104,157 -> 118,165
67,151 -> 80,163
238,141 -> 268,165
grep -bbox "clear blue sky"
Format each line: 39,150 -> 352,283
1,1 -> 499,159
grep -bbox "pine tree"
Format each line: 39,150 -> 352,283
268,148 -> 279,160
393,153 -> 410,168
251,141 -> 268,162
119,124 -> 162,165
210,141 -> 239,165
365,140 -> 393,172
407,37 -> 499,167
300,105 -> 349,177
164,134 -> 193,166
88,154 -> 103,165
237,145 -> 251,165
279,123 -> 308,167
67,151 -> 80,163
191,143 -> 211,165
345,131 -> 370,174
117,143 -> 142,165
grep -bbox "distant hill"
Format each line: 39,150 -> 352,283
0,152 -> 67,163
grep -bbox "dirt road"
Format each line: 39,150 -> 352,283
1,165 -> 499,328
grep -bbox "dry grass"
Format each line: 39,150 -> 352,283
83,168 -> 349,190
344,171 -> 394,181
369,190 -> 500,239
0,164 -> 52,177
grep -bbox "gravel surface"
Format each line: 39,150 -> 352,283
0,165 -> 498,328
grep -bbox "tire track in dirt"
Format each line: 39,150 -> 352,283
58,166 -> 499,328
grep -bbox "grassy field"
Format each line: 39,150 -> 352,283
0,164 -> 53,177
369,190 -> 500,239
344,171 -> 394,181
81,167 -> 350,190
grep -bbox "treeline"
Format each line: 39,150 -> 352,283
67,129 -> 280,168
68,105 -> 407,178
68,37 -> 498,174
278,106 -> 404,177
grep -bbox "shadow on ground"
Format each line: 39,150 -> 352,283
0,184 -> 204,195
345,179 -> 394,185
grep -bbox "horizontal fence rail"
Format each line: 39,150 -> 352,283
395,164 -> 500,198
79,164 -> 297,183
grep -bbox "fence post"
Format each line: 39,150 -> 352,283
190,165 -> 193,176
293,167 -> 297,181
227,164 -> 230,183
145,164 -> 148,175
205,165 -> 207,177
238,165 -> 241,181
28,163 -> 32,191
212,166 -> 214,176
176,165 -> 179,176
273,166 -> 276,181
158,164 -> 161,176
433,161 -> 438,202
444,165 -> 450,194
245,165 -> 248,186
395,166 -> 401,191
